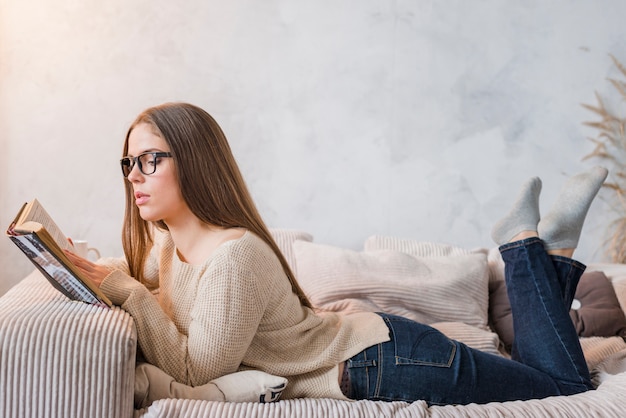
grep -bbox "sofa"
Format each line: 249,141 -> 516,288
2,229 -> 626,418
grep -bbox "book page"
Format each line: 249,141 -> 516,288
10,234 -> 109,307
21,199 -> 73,251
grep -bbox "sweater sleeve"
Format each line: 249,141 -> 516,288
100,244 -> 271,386
184,259 -> 269,385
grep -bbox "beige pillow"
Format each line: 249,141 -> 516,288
364,235 -> 504,284
364,235 -> 485,257
430,322 -> 501,355
269,228 -> 313,275
293,241 -> 490,329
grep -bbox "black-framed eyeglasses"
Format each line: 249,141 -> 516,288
120,152 -> 173,177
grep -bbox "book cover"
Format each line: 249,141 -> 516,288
7,200 -> 112,308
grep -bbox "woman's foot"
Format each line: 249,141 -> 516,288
538,166 -> 608,251
491,177 -> 542,245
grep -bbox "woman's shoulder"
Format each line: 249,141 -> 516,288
222,230 -> 275,256
216,231 -> 283,269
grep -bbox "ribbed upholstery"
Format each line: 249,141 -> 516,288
138,397 -> 432,418
138,370 -> 626,418
0,270 -> 136,418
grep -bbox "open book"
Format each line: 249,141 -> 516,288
6,199 -> 112,308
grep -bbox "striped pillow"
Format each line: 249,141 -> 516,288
293,241 -> 490,329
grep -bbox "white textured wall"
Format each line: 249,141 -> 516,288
2,0 -> 626,295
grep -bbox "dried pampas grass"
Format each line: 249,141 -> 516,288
583,54 -> 626,263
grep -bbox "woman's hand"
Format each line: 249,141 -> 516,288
64,250 -> 112,287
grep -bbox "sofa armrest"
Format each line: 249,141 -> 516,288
0,270 -> 137,418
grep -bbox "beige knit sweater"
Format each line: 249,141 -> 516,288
99,231 -> 390,399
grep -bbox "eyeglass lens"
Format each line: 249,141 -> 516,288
120,152 -> 169,177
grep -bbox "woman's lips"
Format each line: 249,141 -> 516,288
135,192 -> 149,205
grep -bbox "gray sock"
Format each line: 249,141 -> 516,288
538,166 -> 608,250
491,177 -> 542,245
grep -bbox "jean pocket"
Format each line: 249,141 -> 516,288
385,316 -> 457,367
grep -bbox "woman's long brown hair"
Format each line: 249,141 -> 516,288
121,102 -> 313,309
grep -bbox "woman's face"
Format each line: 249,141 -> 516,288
126,123 -> 193,226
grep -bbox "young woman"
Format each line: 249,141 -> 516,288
67,102 -> 605,406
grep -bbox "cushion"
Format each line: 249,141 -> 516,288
293,240 -> 490,329
364,235 -> 503,284
489,271 -> 626,351
269,228 -> 313,275
570,271 -> 626,337
210,370 -> 287,403
488,279 -> 515,350
364,235 -> 483,257
430,322 -> 501,355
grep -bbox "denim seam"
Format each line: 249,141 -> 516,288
550,254 -> 586,271
385,315 -> 456,368
375,343 -> 383,398
348,359 -> 376,368
523,245 -> 589,387
499,236 -> 543,252
394,339 -> 456,367
500,239 -> 587,271
364,347 -> 370,396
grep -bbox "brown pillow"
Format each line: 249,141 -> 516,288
489,271 -> 626,352
488,279 -> 515,351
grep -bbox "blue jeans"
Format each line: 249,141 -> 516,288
345,237 -> 593,405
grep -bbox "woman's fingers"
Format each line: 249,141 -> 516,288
63,250 -> 111,287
